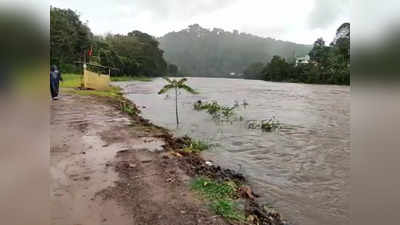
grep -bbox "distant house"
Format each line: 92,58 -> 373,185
295,55 -> 310,66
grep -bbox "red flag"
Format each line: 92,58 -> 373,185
88,47 -> 93,56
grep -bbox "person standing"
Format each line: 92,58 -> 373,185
50,65 -> 63,100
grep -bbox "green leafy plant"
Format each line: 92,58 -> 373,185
183,139 -> 210,153
158,77 -> 197,126
261,117 -> 280,131
210,200 -> 246,221
194,101 -> 237,121
191,177 -> 245,222
191,177 -> 237,200
120,101 -> 138,116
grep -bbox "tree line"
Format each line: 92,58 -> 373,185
50,7 -> 172,76
243,23 -> 350,85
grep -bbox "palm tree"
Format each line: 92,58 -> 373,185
158,77 -> 197,125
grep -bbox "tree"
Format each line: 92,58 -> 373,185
50,7 -> 92,72
158,24 -> 311,77
168,64 -> 179,76
263,56 -> 292,81
158,78 -> 197,126
104,32 -> 167,76
309,38 -> 330,65
243,62 -> 265,80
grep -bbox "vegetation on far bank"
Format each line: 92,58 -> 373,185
244,23 -> 350,85
159,24 -> 311,77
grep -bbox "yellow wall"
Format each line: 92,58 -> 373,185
82,69 -> 110,90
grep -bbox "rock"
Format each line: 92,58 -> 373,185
141,159 -> 152,163
205,161 -> 213,166
239,185 -> 256,199
160,152 -> 170,159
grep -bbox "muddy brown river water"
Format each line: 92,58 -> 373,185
115,77 -> 350,225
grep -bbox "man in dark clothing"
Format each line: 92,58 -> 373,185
50,65 -> 62,100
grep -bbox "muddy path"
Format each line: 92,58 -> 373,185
50,93 -> 228,225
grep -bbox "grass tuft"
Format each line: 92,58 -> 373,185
120,101 -> 139,116
211,200 -> 246,221
191,177 -> 237,200
191,177 -> 245,222
183,139 -> 210,153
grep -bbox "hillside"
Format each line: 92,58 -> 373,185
159,24 -> 312,77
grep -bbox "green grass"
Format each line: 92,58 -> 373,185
120,100 -> 139,116
61,73 -> 82,88
191,177 -> 237,199
110,75 -> 153,82
210,200 -> 246,221
183,139 -> 210,153
191,177 -> 245,222
60,73 -> 123,99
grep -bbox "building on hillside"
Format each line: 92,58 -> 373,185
295,55 -> 310,66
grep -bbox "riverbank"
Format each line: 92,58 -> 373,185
52,81 -> 288,224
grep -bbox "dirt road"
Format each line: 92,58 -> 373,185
50,93 -> 227,225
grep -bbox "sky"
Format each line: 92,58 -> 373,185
50,0 -> 350,45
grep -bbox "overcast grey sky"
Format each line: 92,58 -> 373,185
50,0 -> 349,45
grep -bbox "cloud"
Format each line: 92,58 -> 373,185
51,0 -> 349,44
307,0 -> 349,29
115,0 -> 238,20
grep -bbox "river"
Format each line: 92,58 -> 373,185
115,77 -> 350,225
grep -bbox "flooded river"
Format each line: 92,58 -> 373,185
116,77 -> 350,225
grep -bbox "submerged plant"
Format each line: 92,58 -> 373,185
193,101 -> 237,121
158,77 -> 197,126
261,117 -> 280,131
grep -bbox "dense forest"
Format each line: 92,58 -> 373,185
158,24 -> 311,77
243,23 -> 350,85
50,7 -> 167,76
